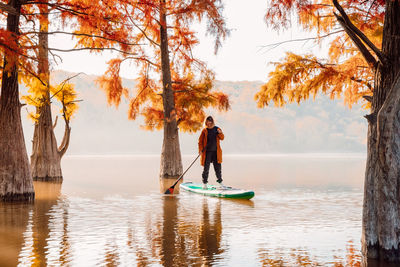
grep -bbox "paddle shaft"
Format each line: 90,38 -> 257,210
170,152 -> 202,189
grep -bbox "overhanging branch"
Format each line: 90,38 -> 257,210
0,2 -> 18,15
48,47 -> 136,55
334,13 -> 378,69
23,31 -> 143,47
332,0 -> 386,65
259,30 -> 344,53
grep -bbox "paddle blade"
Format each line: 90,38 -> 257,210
164,187 -> 174,194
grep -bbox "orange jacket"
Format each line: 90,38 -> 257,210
198,127 -> 224,166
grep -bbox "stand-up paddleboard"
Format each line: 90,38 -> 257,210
180,182 -> 255,199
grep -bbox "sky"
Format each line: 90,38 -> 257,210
51,0 -> 316,82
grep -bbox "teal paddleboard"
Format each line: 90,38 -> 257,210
180,182 -> 255,200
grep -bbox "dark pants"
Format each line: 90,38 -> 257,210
202,151 -> 222,183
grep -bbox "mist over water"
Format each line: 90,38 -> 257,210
0,154 -> 371,266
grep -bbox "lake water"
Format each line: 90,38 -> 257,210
0,154 -> 388,266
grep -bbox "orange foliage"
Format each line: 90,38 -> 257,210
6,0 -> 86,122
257,0 -> 384,109
97,58 -> 129,107
85,0 -> 231,132
0,0 -> 229,132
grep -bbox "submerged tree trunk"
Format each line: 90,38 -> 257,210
158,0 -> 183,186
31,4 -> 70,181
362,0 -> 400,262
31,101 -> 64,181
0,0 -> 34,201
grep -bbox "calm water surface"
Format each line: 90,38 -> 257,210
0,154 -> 374,266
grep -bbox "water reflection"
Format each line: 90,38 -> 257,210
257,241 -> 400,267
156,196 -> 225,266
198,199 -> 223,264
18,181 -> 65,266
31,182 -> 62,265
0,182 -> 63,267
160,196 -> 178,266
1,190 -> 397,266
0,202 -> 32,267
258,241 -> 362,266
2,155 -> 395,266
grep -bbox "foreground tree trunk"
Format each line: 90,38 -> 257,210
30,5 -> 70,181
362,0 -> 400,261
0,0 -> 34,201
158,0 -> 183,186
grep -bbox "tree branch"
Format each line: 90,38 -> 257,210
350,77 -> 372,90
363,95 -> 373,102
334,13 -> 377,69
332,0 -> 386,65
47,46 -> 136,55
124,56 -> 160,68
0,2 -> 18,15
57,91 -> 72,158
19,63 -> 47,87
52,115 -> 58,129
125,9 -> 160,47
58,119 -> 71,158
259,30 -> 344,52
50,72 -> 83,99
23,31 -> 143,47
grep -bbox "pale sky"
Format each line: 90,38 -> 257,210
51,0 -> 316,82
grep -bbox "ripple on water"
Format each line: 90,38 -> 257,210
0,155 -> 368,266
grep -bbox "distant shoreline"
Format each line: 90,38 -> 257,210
65,153 -> 367,159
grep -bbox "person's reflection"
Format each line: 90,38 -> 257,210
159,196 -> 224,266
198,198 -> 224,265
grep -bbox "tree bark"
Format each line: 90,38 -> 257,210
158,0 -> 183,185
362,0 -> 400,262
30,6 -> 65,181
31,102 -> 64,181
0,0 -> 34,202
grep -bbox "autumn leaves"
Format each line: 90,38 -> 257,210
256,0 -> 383,109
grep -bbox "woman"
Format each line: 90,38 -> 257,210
198,116 -> 225,189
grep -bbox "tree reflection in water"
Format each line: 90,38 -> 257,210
0,200 -> 32,266
15,181 -> 70,266
4,187 -> 398,266
258,242 -> 360,266
258,240 -> 400,267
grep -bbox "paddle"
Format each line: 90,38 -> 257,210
164,151 -> 203,194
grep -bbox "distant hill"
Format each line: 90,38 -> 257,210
20,70 -> 367,155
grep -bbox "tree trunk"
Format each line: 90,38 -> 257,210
362,0 -> 400,261
31,102 -> 63,181
158,0 -> 183,186
31,6 -> 65,181
0,0 -> 34,202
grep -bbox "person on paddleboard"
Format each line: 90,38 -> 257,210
198,116 -> 225,189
